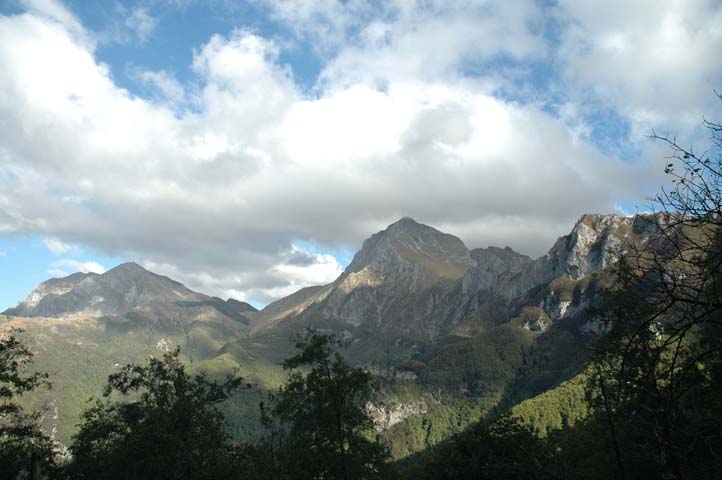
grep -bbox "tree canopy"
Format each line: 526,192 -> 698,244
591,97 -> 722,479
0,329 -> 55,480
68,347 -> 244,480
257,331 -> 390,480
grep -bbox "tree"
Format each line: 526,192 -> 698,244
419,415 -> 558,480
67,347 -> 244,480
592,94 -> 722,479
259,331 -> 390,480
0,328 -> 55,480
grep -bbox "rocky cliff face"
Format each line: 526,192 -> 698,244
256,213 -> 659,342
367,399 -> 429,431
462,246 -> 533,294
545,214 -> 634,279
257,218 -> 483,339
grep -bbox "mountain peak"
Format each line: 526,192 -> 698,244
383,217 -> 427,236
344,218 -> 474,280
391,216 -> 420,226
3,261 -> 204,318
107,261 -> 147,273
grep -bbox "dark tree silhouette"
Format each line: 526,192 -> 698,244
68,347 -> 244,480
259,331 -> 390,480
0,329 -> 54,480
593,94 -> 722,480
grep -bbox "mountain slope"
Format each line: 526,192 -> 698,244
254,217 -> 477,338
0,267 -> 267,444
254,214 -> 651,342
3,262 -> 257,332
5,262 -> 204,318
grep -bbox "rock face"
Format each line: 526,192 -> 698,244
345,217 -> 475,281
545,214 -> 634,279
4,262 -> 257,332
255,213 -> 658,341
367,399 -> 429,431
256,218 -> 477,338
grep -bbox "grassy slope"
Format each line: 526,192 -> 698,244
1,315 -> 285,445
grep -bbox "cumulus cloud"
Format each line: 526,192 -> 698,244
48,259 -> 106,277
556,0 -> 722,139
142,245 -> 343,304
0,1 -> 716,304
43,237 -> 76,255
129,67 -> 185,105
282,0 -> 548,89
258,0 -> 375,53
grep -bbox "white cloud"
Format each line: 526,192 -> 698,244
267,245 -> 344,299
556,0 -> 722,139
20,0 -> 86,41
48,259 -> 106,277
258,0 -> 376,54
142,245 -> 342,304
124,7 -> 157,43
130,67 -> 185,104
313,0 -> 546,89
0,2 -> 715,304
43,237 -> 76,254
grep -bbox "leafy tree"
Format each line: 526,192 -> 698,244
0,329 -> 55,480
592,95 -> 722,479
416,414 -> 558,480
259,331 -> 390,480
67,347 -> 244,480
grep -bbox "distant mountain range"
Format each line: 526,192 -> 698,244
4,261 -> 256,333
6,214 -> 654,341
1,213 -> 662,454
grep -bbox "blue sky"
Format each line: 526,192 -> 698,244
0,235 -> 123,311
0,0 -> 721,309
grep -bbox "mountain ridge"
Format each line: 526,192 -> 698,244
3,262 -> 258,332
5,213 -> 651,341
248,213 -> 651,341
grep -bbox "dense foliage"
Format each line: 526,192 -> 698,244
0,329 -> 55,480
67,347 -> 244,480
247,331 -> 390,479
589,104 -> 722,479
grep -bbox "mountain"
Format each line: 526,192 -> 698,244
253,214 -> 650,341
3,261 -> 257,331
0,263 -> 266,444
253,217 -> 476,338
1,213 -> 663,454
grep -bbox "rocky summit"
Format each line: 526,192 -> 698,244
3,261 -> 257,331
251,213 -> 656,341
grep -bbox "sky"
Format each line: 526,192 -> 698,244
0,0 -> 721,310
